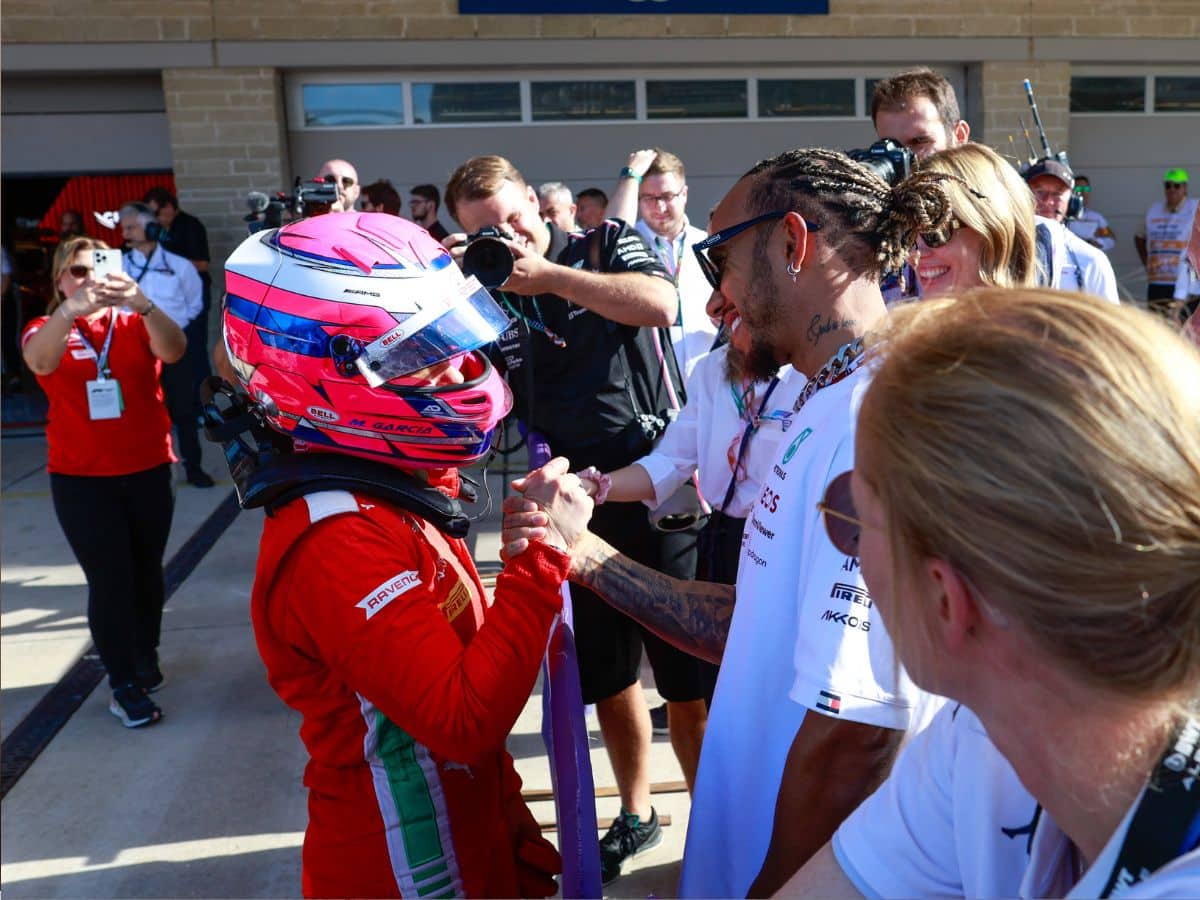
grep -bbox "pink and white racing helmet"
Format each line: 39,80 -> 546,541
223,212 -> 513,470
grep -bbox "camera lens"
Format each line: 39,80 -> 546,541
462,236 -> 515,289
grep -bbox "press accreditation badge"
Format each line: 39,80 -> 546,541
86,378 -> 123,420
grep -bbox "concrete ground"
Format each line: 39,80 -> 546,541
1,425 -> 691,898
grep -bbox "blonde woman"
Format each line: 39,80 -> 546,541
22,236 -> 185,728
911,143 -> 1037,295
786,288 -> 1200,896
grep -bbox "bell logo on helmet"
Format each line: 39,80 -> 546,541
222,213 -> 512,471
306,406 -> 339,423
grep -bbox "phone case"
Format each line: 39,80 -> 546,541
92,249 -> 121,280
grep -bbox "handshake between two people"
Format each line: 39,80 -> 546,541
501,457 -> 598,567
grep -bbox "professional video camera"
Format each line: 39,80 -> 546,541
846,138 -> 916,187
244,176 -> 342,233
461,225 -> 515,289
1016,79 -> 1083,222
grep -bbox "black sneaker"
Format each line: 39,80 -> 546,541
186,466 -> 215,488
650,703 -> 669,736
109,682 -> 163,728
599,807 -> 662,886
136,664 -> 166,694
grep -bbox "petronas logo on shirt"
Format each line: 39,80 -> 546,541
781,427 -> 813,464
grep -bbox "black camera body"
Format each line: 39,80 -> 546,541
846,138 -> 916,187
244,177 -> 343,233
462,226 -> 515,289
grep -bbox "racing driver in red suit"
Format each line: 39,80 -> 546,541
217,211 -> 572,897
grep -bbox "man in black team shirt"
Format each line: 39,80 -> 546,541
445,154 -> 714,886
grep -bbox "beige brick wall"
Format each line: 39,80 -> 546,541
162,67 -> 291,298
3,0 -> 1196,42
981,61 -> 1071,160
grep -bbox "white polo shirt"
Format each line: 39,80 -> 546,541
1041,216 -> 1120,304
635,344 -> 801,518
122,244 -> 203,328
834,703 -> 1200,898
635,218 -> 719,380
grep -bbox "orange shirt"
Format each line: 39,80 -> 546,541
22,310 -> 176,476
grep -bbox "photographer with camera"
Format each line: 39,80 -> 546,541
317,158 -> 360,212
445,154 -> 715,886
501,148 -> 959,897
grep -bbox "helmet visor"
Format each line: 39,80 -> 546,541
356,276 -> 511,387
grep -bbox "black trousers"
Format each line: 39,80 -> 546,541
161,357 -> 202,470
50,463 -> 175,687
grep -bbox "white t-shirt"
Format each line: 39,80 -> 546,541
636,345 -> 801,518
1144,198 -> 1200,286
122,244 -> 203,328
834,703 -> 1200,898
679,366 -> 934,898
1042,216 -> 1120,304
1175,259 -> 1200,301
635,219 -> 719,380
1067,207 -> 1116,253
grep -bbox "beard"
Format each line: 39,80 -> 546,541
739,264 -> 784,382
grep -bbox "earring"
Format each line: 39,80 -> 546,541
785,260 -> 801,282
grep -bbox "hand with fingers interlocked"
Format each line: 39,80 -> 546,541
501,456 -> 595,562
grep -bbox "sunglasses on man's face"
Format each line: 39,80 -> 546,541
67,264 -> 93,279
692,210 -> 822,291
816,471 -> 863,558
323,174 -> 356,189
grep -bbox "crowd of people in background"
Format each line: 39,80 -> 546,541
3,62 -> 1197,899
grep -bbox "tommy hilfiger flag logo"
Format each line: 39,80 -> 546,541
817,690 -> 842,714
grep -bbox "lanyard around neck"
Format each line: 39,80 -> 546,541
132,246 -> 156,284
74,308 -> 118,377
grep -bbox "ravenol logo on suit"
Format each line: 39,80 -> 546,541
459,1 -> 829,13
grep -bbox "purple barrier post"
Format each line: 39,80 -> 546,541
521,426 -> 602,898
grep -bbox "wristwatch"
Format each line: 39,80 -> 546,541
142,298 -> 156,316
619,166 -> 643,183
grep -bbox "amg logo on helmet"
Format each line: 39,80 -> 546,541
343,289 -> 381,297
357,571 -> 422,620
306,406 -> 339,423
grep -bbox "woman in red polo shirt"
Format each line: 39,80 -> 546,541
22,236 -> 186,728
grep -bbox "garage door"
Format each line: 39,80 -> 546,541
285,64 -> 967,230
1,74 -> 173,176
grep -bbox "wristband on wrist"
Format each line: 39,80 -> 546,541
577,466 -> 612,505
619,166 -> 643,184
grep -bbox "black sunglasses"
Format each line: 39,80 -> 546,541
323,174 -> 356,189
920,218 -> 964,249
692,211 -> 822,290
816,471 -> 862,557
67,264 -> 93,278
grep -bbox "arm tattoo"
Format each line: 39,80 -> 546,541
571,533 -> 734,665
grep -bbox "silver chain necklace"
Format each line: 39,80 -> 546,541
791,337 -> 866,415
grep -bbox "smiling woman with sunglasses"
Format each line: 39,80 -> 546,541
909,144 -> 1037,297
786,287 -> 1200,898
21,235 -> 186,729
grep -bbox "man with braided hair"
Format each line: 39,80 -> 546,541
500,148 -> 953,896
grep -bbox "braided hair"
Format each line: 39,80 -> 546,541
745,148 -> 956,279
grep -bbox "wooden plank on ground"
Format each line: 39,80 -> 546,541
538,814 -> 672,833
522,780 -> 688,803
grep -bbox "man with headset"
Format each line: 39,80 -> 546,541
118,202 -> 210,486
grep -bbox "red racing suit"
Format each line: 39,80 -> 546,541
250,470 -> 567,898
